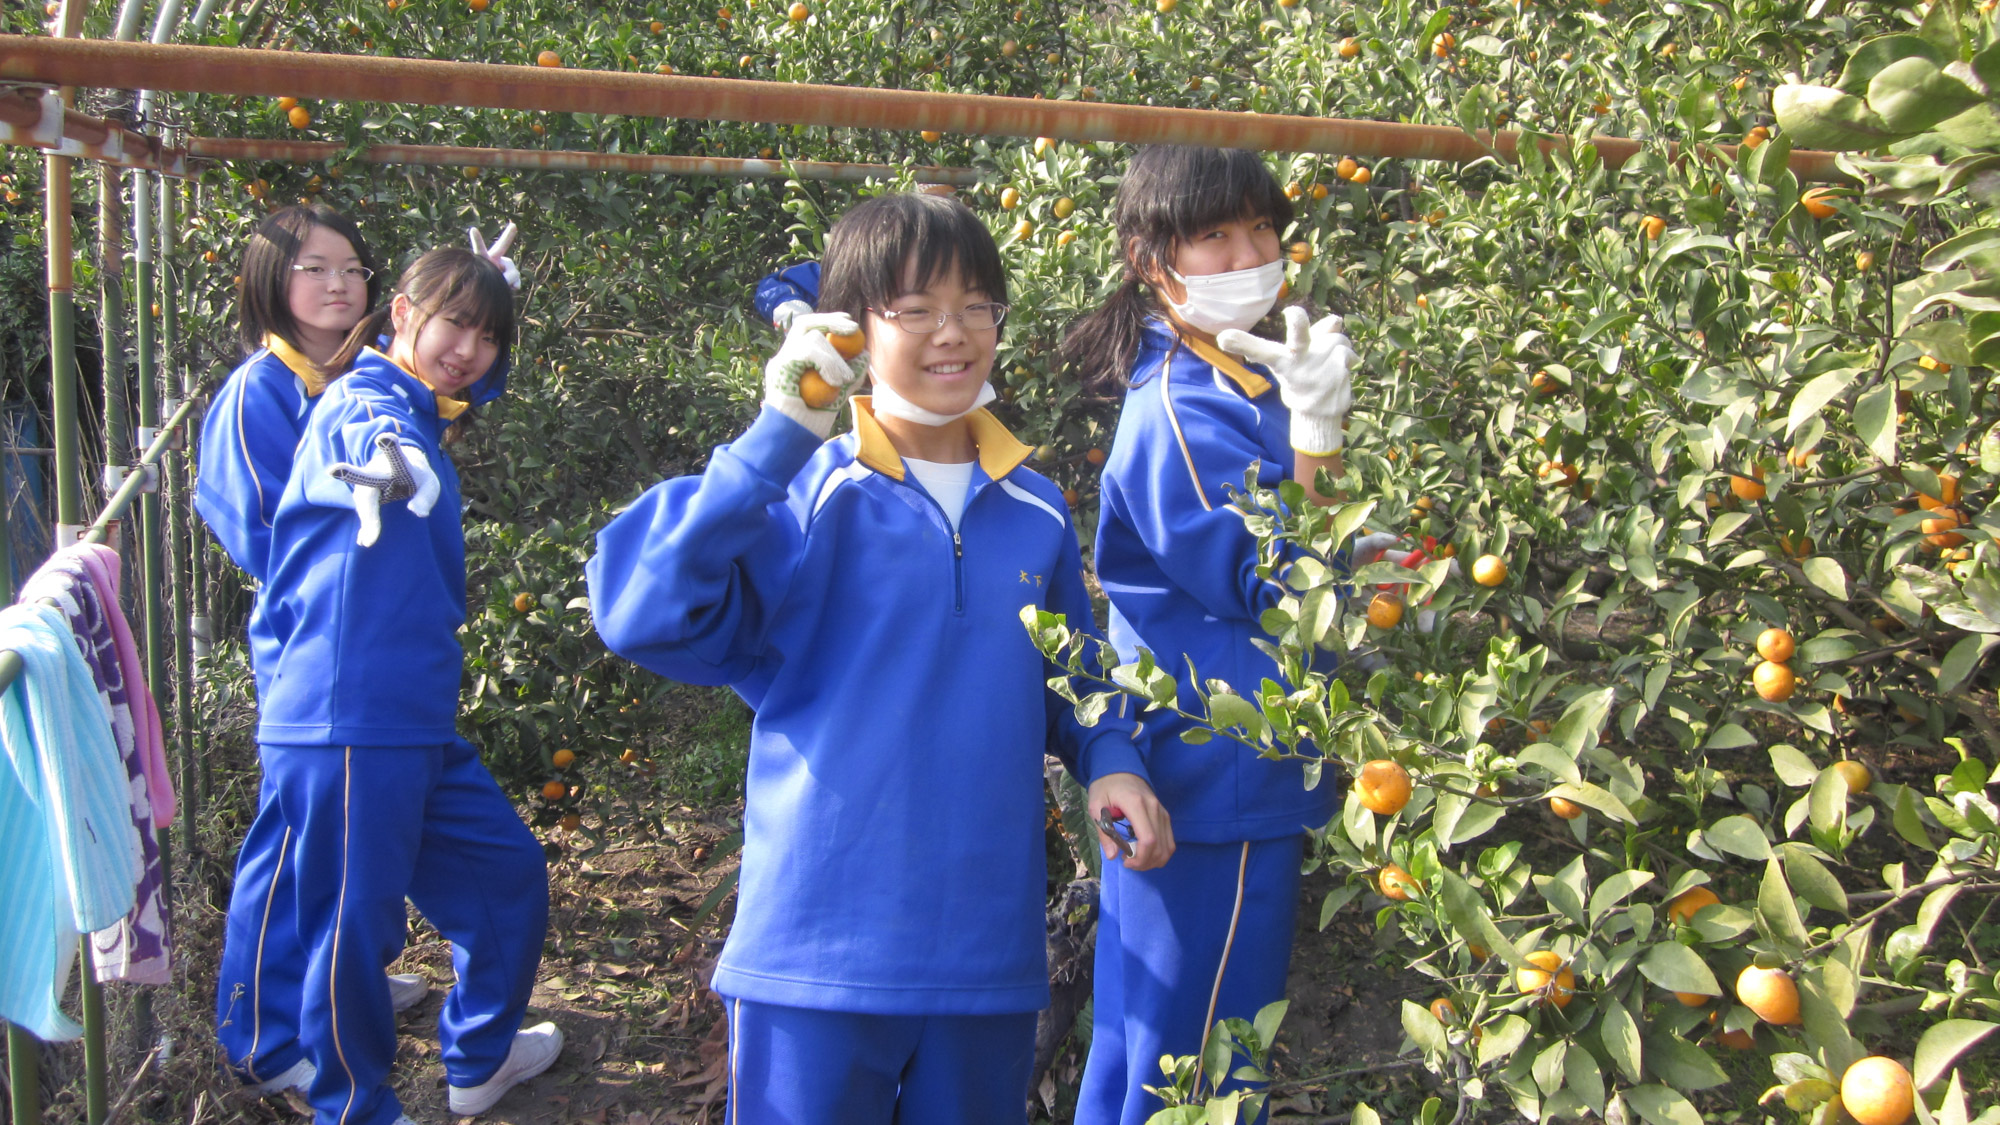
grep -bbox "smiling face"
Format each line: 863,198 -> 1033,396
1150,211 -> 1283,303
285,224 -> 369,357
389,293 -> 500,398
863,257 -> 1001,419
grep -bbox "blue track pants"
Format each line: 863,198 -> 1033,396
723,997 -> 1037,1124
1073,836 -> 1304,1125
214,740 -> 548,1125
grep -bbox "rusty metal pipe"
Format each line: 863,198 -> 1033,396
0,36 -> 1851,181
186,135 -> 985,183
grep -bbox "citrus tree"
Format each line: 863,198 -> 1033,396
15,0 -> 2000,1111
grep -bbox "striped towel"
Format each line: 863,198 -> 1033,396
0,602 -> 142,1040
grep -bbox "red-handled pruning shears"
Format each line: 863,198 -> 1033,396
1098,805 -> 1137,859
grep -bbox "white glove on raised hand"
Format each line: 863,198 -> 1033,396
327,434 -> 441,547
1216,305 -> 1359,455
771,299 -> 814,333
468,222 -> 522,290
764,312 -> 868,439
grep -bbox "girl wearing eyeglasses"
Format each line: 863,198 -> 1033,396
588,192 -> 1173,1124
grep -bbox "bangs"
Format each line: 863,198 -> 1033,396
1118,146 -> 1294,246
417,252 -> 517,341
819,193 -> 1008,320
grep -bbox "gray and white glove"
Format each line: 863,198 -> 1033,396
1216,305 -> 1359,455
764,312 -> 868,439
327,434 -> 440,547
771,299 -> 814,333
469,222 -> 522,290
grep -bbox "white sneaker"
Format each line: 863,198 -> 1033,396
247,1057 -> 314,1096
446,1022 -> 564,1116
388,972 -> 430,1013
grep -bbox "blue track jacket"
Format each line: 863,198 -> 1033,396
588,400 -> 1147,1015
196,336 -> 327,586
253,347 -> 504,747
196,336 -> 509,694
1095,319 -> 1337,843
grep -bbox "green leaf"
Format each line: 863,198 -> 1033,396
1786,367 -> 1862,437
1866,57 -> 1984,133
1770,745 -> 1822,787
1773,83 -> 1905,150
1625,1084 -> 1705,1125
1895,786 -> 1936,847
1706,814 -> 1773,860
1438,869 -> 1530,970
1591,869 -> 1656,920
1801,557 -> 1849,601
1641,1030 -> 1732,1090
1834,33 -> 1949,94
1783,847 -> 1849,914
1799,976 -> 1865,1076
1640,941 -> 1722,996
1760,858 -> 1812,951
1206,692 -> 1261,735
1565,1043 -> 1607,1115
1351,1105 -> 1381,1125
1480,1014 -> 1532,1069
1853,383 -> 1899,465
1938,634 -> 1998,695
1915,1020 -> 2000,1090
1252,1000 -> 1288,1055
1599,999 -> 1643,1083
1403,999 -> 1448,1056
1546,780 -> 1636,824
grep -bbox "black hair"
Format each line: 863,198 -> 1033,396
817,192 -> 1008,334
1060,146 -> 1293,395
236,203 -> 382,362
328,247 -> 515,393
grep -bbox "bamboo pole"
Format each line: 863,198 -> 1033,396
6,1024 -> 39,1125
186,136 -> 984,183
0,36 -> 1854,182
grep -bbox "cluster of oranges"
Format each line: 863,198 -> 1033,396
1751,626 -> 1797,703
274,96 -> 311,129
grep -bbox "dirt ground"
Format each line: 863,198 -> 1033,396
62,804 -> 1434,1125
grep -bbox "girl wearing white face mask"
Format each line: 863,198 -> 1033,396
1061,146 -> 1361,1125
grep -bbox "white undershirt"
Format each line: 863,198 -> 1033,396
904,457 -> 976,532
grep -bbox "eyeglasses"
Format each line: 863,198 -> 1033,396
872,302 -> 1010,335
291,264 -> 376,283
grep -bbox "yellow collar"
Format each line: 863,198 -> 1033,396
1176,331 -> 1273,399
365,347 -> 471,420
265,334 -> 331,396
851,396 -> 1032,483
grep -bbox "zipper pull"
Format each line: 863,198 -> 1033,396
953,531 -> 963,558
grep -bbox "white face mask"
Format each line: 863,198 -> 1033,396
869,378 -> 997,427
1165,260 -> 1285,335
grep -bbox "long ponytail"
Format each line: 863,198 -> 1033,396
327,304 -> 395,377
1060,276 -> 1160,397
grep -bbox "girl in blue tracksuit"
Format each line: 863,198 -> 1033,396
203,210 -> 523,1100
232,247 -> 558,1125
1062,146 -> 1361,1125
588,192 -> 1173,1125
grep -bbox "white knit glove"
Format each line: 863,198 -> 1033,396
765,312 -> 868,439
469,222 -> 522,290
772,299 -> 814,332
327,434 -> 440,547
1216,306 -> 1359,455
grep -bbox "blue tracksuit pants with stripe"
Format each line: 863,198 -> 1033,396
723,997 -> 1037,1124
1074,836 -> 1304,1125
215,740 -> 547,1125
